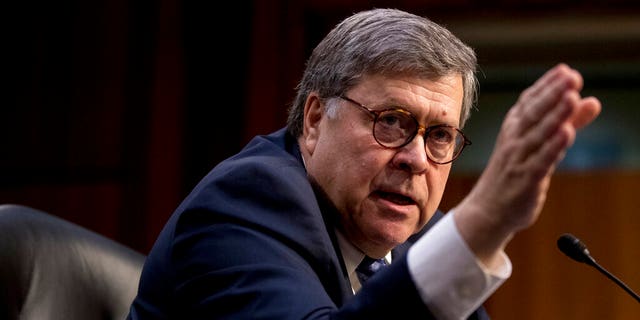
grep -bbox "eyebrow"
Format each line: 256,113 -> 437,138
355,96 -> 460,127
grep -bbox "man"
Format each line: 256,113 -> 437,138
127,8 -> 601,319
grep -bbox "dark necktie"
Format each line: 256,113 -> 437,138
356,256 -> 388,285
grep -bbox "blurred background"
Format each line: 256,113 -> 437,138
3,0 -> 639,318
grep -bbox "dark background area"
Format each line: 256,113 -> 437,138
3,1 -> 640,318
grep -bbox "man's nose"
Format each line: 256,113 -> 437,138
390,134 -> 429,173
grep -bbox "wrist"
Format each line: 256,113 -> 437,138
452,201 -> 514,267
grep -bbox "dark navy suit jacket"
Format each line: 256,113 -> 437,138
127,128 -> 489,319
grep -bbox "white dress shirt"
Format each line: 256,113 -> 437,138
337,210 -> 512,320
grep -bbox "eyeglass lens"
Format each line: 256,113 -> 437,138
373,110 -> 464,163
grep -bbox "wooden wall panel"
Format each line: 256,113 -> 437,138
442,171 -> 640,319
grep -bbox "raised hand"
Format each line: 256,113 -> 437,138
454,64 -> 601,266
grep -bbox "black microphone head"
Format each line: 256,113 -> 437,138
557,233 -> 595,265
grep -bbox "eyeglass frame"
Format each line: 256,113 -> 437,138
338,95 -> 472,165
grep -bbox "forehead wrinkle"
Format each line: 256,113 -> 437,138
385,88 -> 461,127
349,74 -> 462,125
376,75 -> 460,105
408,77 -> 463,126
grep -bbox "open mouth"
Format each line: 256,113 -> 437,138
376,191 -> 415,206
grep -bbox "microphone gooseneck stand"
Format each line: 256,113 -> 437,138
557,233 -> 640,304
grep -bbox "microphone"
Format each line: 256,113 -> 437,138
557,233 -> 640,303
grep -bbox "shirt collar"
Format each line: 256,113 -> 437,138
335,228 -> 391,293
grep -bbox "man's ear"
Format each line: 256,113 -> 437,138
301,94 -> 324,156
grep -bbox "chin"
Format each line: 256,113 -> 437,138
374,224 -> 413,248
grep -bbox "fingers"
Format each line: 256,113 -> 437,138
518,89 -> 576,168
518,63 -> 601,138
451,64 -> 601,261
513,64 -> 583,136
571,96 -> 601,130
519,64 -> 581,101
469,64 -> 597,230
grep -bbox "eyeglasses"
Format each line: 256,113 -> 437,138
339,96 -> 471,165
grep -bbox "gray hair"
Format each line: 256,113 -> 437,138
286,8 -> 478,138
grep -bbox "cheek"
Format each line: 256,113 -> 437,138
311,131 -> 372,192
337,149 -> 384,197
330,153 -> 389,217
311,117 -> 392,210
425,167 -> 451,215
324,128 -> 383,185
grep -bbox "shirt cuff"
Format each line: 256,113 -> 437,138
407,210 -> 512,320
